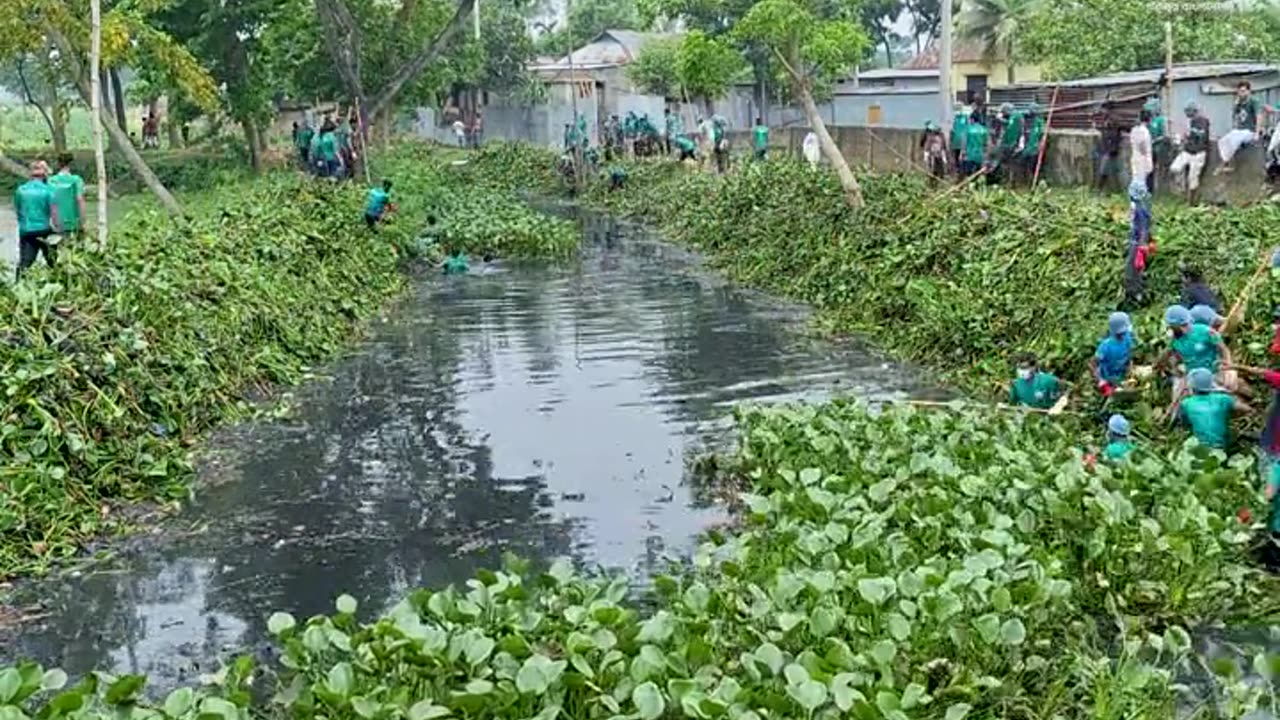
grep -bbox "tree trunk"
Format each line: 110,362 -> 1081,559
242,120 -> 261,172
51,100 -> 68,154
167,113 -> 183,148
47,27 -> 181,216
883,39 -> 893,67
1006,57 -> 1016,85
0,151 -> 28,178
796,81 -> 863,208
110,68 -> 127,136
15,59 -> 58,146
91,0 -> 109,247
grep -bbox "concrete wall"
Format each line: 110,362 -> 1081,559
731,125 -> 1271,205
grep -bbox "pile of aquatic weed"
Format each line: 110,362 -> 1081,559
376,145 -> 579,260
6,403 -> 1280,718
466,145 -> 1280,394
0,175 -> 411,578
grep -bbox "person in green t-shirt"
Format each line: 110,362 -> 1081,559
949,102 -> 970,176
364,179 -> 393,229
1144,98 -> 1169,183
1176,368 -> 1249,449
962,115 -> 988,178
1102,414 -> 1136,461
994,103 -> 1024,184
607,165 -> 627,192
442,248 -> 470,275
47,153 -> 86,241
674,134 -> 697,162
297,121 -> 315,167
753,118 -> 769,161
1018,104 -> 1046,186
317,119 -> 340,178
13,161 -> 60,277
1160,304 -> 1235,401
1009,353 -> 1062,410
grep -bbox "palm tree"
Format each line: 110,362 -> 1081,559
957,0 -> 1039,85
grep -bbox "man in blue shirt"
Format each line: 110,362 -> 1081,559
14,161 -> 60,277
1091,312 -> 1135,396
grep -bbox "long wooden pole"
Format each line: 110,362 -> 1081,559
1223,247 -> 1277,335
90,0 -> 108,249
1032,86 -> 1060,186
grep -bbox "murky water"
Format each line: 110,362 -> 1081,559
1,211 -> 940,686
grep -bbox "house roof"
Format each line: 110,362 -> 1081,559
534,30 -> 682,70
856,68 -> 940,80
903,39 -> 992,69
1004,61 -> 1276,89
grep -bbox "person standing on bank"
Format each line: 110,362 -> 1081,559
48,153 -> 86,244
1217,80 -> 1262,174
1171,102 -> 1210,204
920,120 -> 947,184
753,117 -> 769,162
1093,100 -> 1125,192
1130,107 -> 1154,195
14,161 -> 60,278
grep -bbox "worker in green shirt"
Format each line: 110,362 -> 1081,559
297,120 -> 315,167
1144,98 -> 1168,192
961,113 -> 988,177
1009,353 -> 1062,409
317,119 -> 340,178
364,179 -> 393,229
442,248 -> 470,275
1019,104 -> 1046,186
1103,414 -> 1136,460
753,117 -> 769,161
674,134 -> 697,162
1160,304 -> 1234,402
47,153 -> 86,242
995,103 -> 1024,185
949,101 -> 970,176
608,165 -> 627,192
1176,367 -> 1250,449
14,161 -> 60,277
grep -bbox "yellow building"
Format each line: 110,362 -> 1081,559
903,40 -> 1042,101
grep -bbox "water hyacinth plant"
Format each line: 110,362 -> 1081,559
8,402 -> 1280,718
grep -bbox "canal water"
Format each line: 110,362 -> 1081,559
0,211 -> 940,687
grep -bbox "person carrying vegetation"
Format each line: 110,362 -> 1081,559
364,179 -> 393,229
920,120 -> 947,184
1092,312 -> 1135,396
1122,178 -> 1154,309
1217,81 -> 1261,175
1009,353 -> 1063,409
961,112 -> 988,178
1161,304 -> 1234,401
47,153 -> 86,244
1103,414 -> 1136,460
753,117 -> 769,161
949,100 -> 970,177
442,248 -> 470,275
14,161 -> 60,277
1175,367 -> 1249,448
1170,102 -> 1210,203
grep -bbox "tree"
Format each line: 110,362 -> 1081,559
90,0 -> 106,246
315,0 -> 478,139
957,0 -> 1037,84
904,0 -> 940,53
736,0 -> 868,207
860,0 -> 902,67
535,0 -> 644,56
1021,0 -> 1277,80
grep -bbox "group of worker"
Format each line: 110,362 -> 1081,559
1008,259 -> 1280,495
292,112 -> 359,180
936,95 -> 1048,187
361,180 -> 471,275
565,109 -> 741,178
10,154 -> 87,279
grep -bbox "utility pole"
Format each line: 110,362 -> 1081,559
1164,21 -> 1174,120
939,0 -> 954,128
565,0 -> 582,189
474,0 -> 480,40
90,0 -> 108,249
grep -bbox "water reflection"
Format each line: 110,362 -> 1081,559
2,212 -> 937,686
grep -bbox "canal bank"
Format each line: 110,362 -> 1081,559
0,210 -> 941,687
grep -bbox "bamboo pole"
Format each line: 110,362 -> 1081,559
1032,86 -> 1061,186
1223,247 -> 1276,335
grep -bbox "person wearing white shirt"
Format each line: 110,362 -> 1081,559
1130,108 -> 1154,194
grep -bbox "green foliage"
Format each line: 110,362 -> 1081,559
535,0 -> 644,57
629,32 -> 746,101
957,0 -> 1036,83
1021,0 -> 1280,80
735,0 -> 868,89
10,400 -> 1280,717
627,37 -> 683,97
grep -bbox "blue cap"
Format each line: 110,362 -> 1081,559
1190,304 -> 1221,326
1188,367 -> 1215,393
1108,414 -> 1131,436
1108,311 -> 1132,336
1165,305 -> 1192,327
